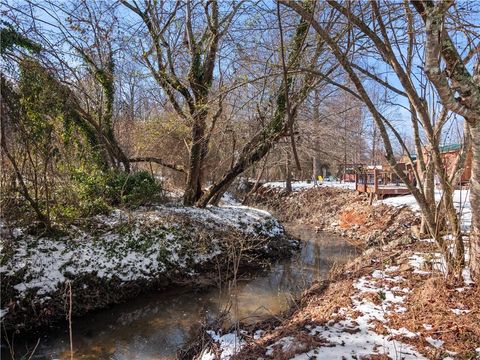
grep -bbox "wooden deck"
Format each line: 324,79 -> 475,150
355,167 -> 412,199
355,183 -> 411,198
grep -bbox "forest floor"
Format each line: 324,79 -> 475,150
196,183 -> 480,360
0,202 -> 296,332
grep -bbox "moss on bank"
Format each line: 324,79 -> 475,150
0,205 -> 296,332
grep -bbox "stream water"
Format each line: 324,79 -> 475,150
6,225 -> 357,360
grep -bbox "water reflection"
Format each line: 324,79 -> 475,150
5,226 -> 356,360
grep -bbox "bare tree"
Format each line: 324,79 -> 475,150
197,2 -> 342,206
411,0 -> 480,278
121,0 -> 242,205
9,0 -> 132,172
280,0 -> 471,274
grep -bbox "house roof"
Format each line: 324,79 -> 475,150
412,144 -> 463,158
439,143 -> 462,153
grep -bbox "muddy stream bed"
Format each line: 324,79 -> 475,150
4,224 -> 357,360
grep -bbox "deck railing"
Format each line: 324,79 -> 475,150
355,168 -> 411,199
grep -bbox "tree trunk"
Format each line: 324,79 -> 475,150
195,138 -> 272,208
312,153 -> 321,183
430,141 -> 466,271
470,122 -> 480,279
420,158 -> 435,235
184,112 -> 207,206
243,152 -> 269,204
285,155 -> 292,193
110,137 -> 131,173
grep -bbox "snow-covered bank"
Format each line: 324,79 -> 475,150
0,204 -> 294,331
195,185 -> 479,359
264,180 -> 356,191
380,189 -> 472,231
199,240 -> 480,359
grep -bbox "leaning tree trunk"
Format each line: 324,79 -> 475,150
195,4 -> 312,208
470,122 -> 480,279
195,139 -> 271,208
105,131 -> 131,173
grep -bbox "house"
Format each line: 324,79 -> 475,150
438,144 -> 472,183
340,163 -> 364,182
421,144 -> 472,184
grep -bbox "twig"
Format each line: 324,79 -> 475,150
65,280 -> 74,360
26,338 -> 41,360
2,323 -> 15,360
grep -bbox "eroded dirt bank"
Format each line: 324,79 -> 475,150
194,186 -> 480,360
247,186 -> 418,247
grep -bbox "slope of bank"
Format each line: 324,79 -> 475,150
249,185 -> 417,247
196,185 -> 480,359
201,239 -> 479,359
0,204 -> 296,332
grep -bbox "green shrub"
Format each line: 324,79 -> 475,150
70,169 -> 163,217
104,170 -> 163,206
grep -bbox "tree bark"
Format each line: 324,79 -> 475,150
470,122 -> 480,278
312,155 -> 321,182
285,155 -> 292,193
183,107 -> 208,205
421,158 -> 435,235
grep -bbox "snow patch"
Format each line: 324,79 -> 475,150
203,331 -> 244,360
450,308 -> 471,315
270,265 -> 425,359
264,180 -> 356,192
380,189 -> 471,232
426,336 -> 444,348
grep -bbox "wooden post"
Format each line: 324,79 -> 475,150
374,168 -> 378,195
355,171 -> 358,192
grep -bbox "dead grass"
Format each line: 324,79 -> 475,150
387,275 -> 480,358
197,187 -> 479,359
223,239 -> 479,360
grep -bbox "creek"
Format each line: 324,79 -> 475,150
5,224 -> 357,360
